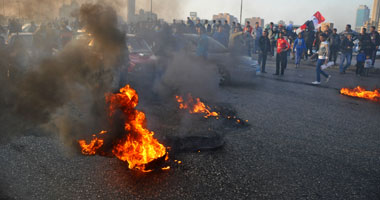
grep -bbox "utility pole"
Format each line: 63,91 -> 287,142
3,0 -> 4,16
150,0 -> 153,21
240,0 -> 243,24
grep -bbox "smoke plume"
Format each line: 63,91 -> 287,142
2,3 -> 127,147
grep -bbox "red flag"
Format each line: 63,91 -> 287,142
313,11 -> 325,24
297,11 -> 325,34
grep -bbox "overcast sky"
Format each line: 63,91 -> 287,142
138,0 -> 374,31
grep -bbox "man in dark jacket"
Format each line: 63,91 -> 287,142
358,28 -> 372,57
328,28 -> 340,65
369,26 -> 380,66
259,30 -> 271,73
340,34 -> 354,74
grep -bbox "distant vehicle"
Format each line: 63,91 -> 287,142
180,34 -> 258,84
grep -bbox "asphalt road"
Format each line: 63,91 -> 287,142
1,57 -> 380,200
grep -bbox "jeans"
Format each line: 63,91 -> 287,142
295,49 -> 303,65
339,52 -> 352,73
276,51 -> 287,75
356,62 -> 364,75
316,59 -> 329,82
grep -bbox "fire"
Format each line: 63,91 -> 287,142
88,39 -> 94,47
175,94 -> 219,118
78,131 -> 107,155
340,86 -> 380,102
78,85 -> 168,172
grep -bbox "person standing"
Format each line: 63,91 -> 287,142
253,22 -> 263,54
244,21 -> 253,34
274,32 -> 290,76
243,21 -> 253,56
211,20 -> 218,34
358,28 -> 372,57
328,28 -> 340,65
312,33 -> 332,85
196,26 -> 209,59
293,33 -> 306,68
339,34 -> 354,74
259,30 -> 271,73
223,20 -> 231,46
268,22 -> 277,56
369,26 -> 380,67
205,20 -> 212,34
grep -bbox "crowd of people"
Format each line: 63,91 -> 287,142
1,15 -> 379,85
171,18 -> 380,85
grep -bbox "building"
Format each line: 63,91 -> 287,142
355,5 -> 370,31
127,0 -> 136,23
371,0 -> 380,27
245,17 -> 264,27
212,13 -> 238,25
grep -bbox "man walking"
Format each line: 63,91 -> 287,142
369,26 -> 380,67
312,33 -> 332,85
274,32 -> 290,76
339,34 -> 354,74
259,30 -> 271,73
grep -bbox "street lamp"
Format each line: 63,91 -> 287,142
240,0 -> 243,24
150,0 -> 153,21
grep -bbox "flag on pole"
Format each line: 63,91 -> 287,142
297,11 -> 325,34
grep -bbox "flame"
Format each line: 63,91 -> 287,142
88,39 -> 95,47
78,85 -> 168,172
341,86 -> 380,102
107,85 -> 167,172
78,130 -> 107,155
175,94 -> 219,118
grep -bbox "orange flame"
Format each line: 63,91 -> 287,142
78,131 -> 107,155
107,85 -> 167,172
341,86 -> 380,102
175,94 -> 219,118
78,85 -> 168,172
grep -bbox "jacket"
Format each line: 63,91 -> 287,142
357,52 -> 366,63
358,33 -> 372,51
293,38 -> 306,52
259,36 -> 271,54
340,37 -> 354,54
328,33 -> 341,48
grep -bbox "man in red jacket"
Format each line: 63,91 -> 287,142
274,32 -> 290,75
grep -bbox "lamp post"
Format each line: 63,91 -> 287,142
150,0 -> 153,21
240,0 -> 243,24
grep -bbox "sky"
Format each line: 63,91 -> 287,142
138,0 -> 374,31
